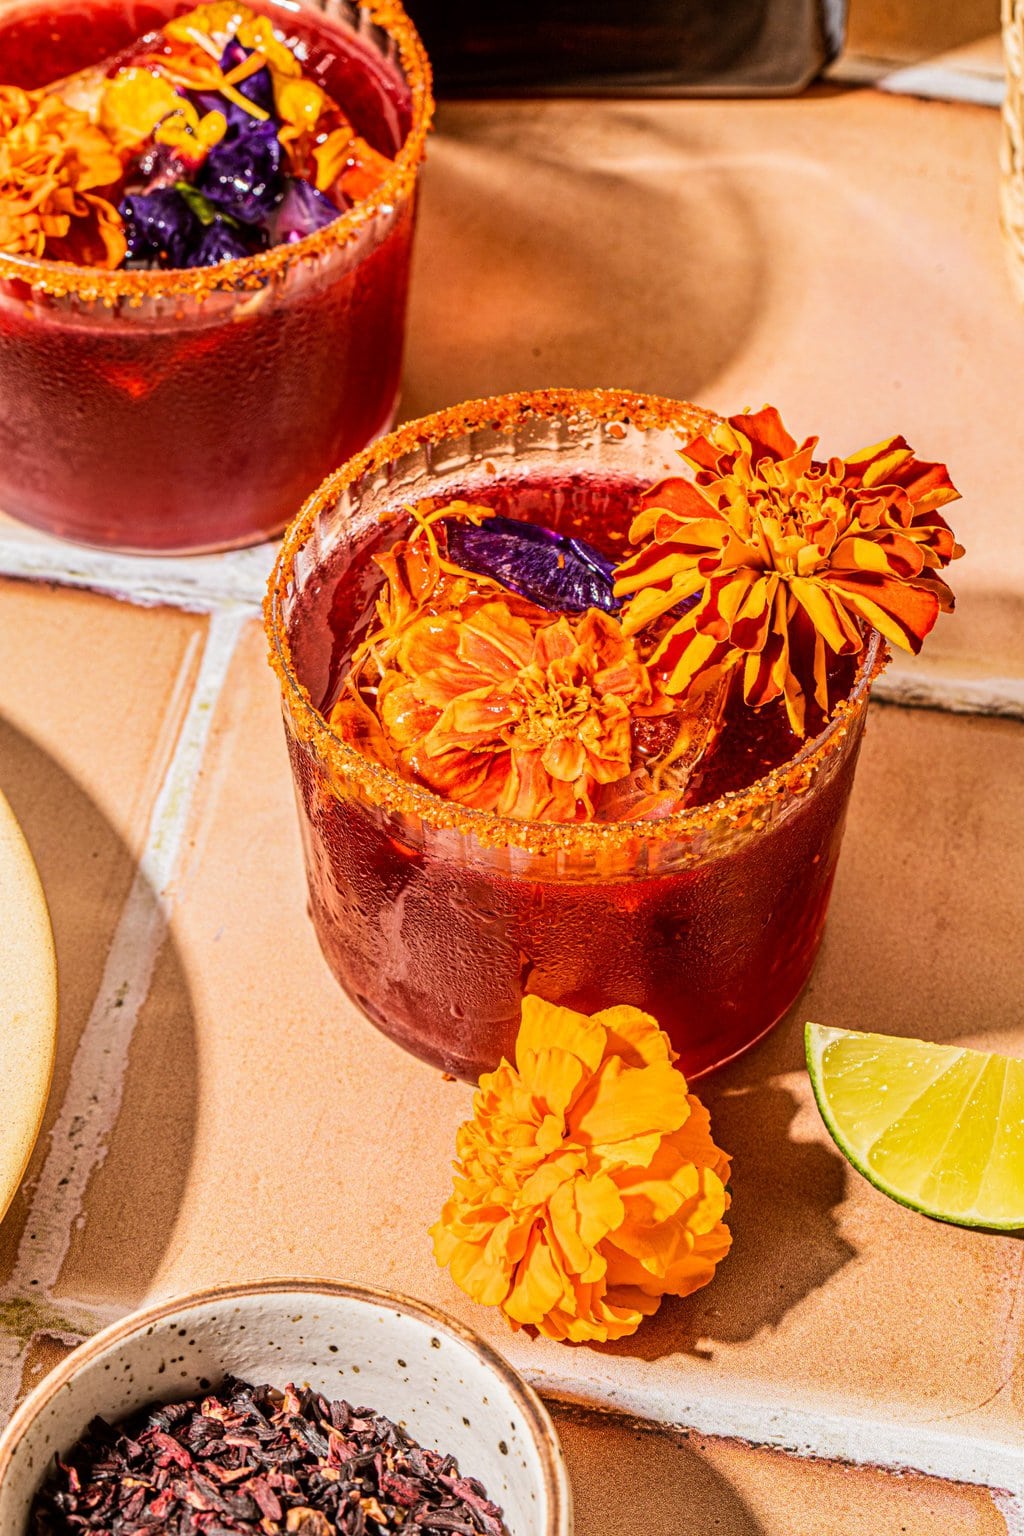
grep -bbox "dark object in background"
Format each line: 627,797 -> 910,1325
405,0 -> 847,96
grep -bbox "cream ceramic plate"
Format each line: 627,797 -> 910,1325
0,789 -> 57,1226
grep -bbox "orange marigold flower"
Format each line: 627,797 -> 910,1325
332,503 -> 671,823
614,406 -> 964,735
431,997 -> 732,1343
0,87 -> 125,267
377,601 -> 663,822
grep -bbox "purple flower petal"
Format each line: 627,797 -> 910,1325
444,515 -> 619,614
119,189 -> 199,267
266,177 -> 342,244
198,117 -> 283,224
183,218 -> 258,267
219,38 -> 275,114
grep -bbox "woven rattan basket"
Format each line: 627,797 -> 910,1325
1002,0 -> 1024,298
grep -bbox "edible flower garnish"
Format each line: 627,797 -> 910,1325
0,2 -> 395,270
0,86 -> 125,266
431,996 -> 732,1343
614,407 -> 963,734
99,69 -> 227,164
330,503 -> 671,823
445,514 -> 618,614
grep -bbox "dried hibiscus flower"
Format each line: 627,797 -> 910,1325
29,1376 -> 508,1535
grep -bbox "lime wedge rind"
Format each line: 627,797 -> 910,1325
805,1023 -> 1024,1232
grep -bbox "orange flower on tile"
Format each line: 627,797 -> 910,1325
431,997 -> 732,1343
0,87 -> 125,266
614,407 -> 963,734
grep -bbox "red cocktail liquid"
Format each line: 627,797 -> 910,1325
284,469 -> 869,1081
0,0 -> 423,552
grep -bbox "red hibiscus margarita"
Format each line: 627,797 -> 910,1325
267,390 -> 962,1081
0,0 -> 432,552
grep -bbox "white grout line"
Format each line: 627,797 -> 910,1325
873,669 -> 1024,719
0,531 -> 276,614
529,1370 -> 1024,1494
0,607 -> 247,1420
994,1490 -> 1024,1533
829,54 -> 1005,108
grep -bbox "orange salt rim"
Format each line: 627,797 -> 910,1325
0,0 -> 433,303
265,388 -> 887,856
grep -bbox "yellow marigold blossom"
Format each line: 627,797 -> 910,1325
313,125 -> 394,200
100,69 -> 227,162
155,5 -> 285,122
0,86 -> 125,267
431,997 -> 732,1343
614,406 -> 963,735
330,503 -> 671,823
163,1 -> 372,180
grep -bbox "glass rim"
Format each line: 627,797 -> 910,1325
0,0 -> 434,303
265,387 -> 887,854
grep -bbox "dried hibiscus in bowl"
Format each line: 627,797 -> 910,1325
29,1375 -> 508,1535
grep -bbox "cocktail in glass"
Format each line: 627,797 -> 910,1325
267,390 -> 889,1082
0,0 -> 432,553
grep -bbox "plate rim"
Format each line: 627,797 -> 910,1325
0,787 -> 58,1228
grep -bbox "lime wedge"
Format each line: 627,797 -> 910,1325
805,1023 -> 1024,1230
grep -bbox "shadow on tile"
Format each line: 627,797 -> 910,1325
594,1075 -> 855,1363
552,1404 -> 766,1536
403,103 -> 766,415
0,718 -> 197,1322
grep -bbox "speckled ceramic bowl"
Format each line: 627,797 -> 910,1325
0,1280 -> 572,1535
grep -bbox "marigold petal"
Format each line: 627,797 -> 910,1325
430,1220 -> 513,1308
788,576 -> 862,655
831,531 -> 925,581
516,996 -> 607,1076
541,735 -> 587,784
569,1057 -> 690,1148
429,690 -> 518,749
328,690 -> 397,768
591,1005 -> 675,1068
634,474 -> 711,524
503,1225 -> 566,1325
826,572 -> 940,653
728,405 -> 801,466
548,1176 -> 622,1278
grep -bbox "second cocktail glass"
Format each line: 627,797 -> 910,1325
0,0 -> 433,554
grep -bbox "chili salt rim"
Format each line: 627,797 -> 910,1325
0,0 -> 433,303
265,387 -> 888,855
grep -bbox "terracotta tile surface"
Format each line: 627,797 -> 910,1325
845,0 -> 999,68
0,582 -> 206,1302
553,1407 -> 1011,1535
45,620 -> 1018,1490
0,38 -> 1020,1527
403,90 -> 1021,684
